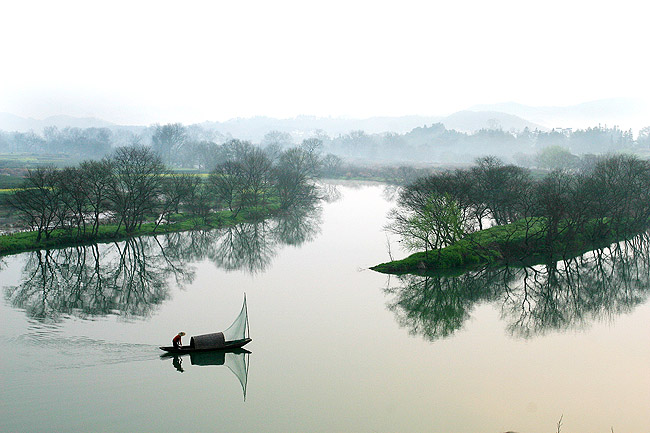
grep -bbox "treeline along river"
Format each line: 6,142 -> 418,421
0,139 -> 323,254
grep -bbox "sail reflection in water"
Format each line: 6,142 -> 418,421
3,201 -> 323,322
385,233 -> 650,340
162,349 -> 251,401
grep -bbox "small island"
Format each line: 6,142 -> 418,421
372,155 -> 650,274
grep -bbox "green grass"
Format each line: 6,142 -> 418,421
0,153 -> 72,167
0,176 -> 25,190
167,169 -> 210,176
0,202 -> 283,257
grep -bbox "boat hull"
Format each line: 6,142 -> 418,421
159,338 -> 252,354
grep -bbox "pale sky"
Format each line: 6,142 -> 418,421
1,0 -> 648,125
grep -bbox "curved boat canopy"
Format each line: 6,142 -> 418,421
190,332 -> 226,349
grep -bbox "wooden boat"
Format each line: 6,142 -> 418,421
160,294 -> 251,354
159,336 -> 252,354
160,347 -> 251,361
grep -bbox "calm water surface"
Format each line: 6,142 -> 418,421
1,182 -> 649,432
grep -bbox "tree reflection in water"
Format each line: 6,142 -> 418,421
385,233 -> 650,340
174,201 -> 322,274
207,221 -> 277,274
4,198 -> 323,321
4,238 -> 184,321
274,203 -> 322,246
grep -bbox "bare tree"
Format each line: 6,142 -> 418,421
108,146 -> 165,232
155,173 -> 201,231
79,159 -> 114,236
470,156 -> 531,226
57,166 -> 89,236
534,170 -> 575,253
261,130 -> 294,151
274,147 -> 321,209
320,153 -> 343,177
209,161 -> 247,216
183,179 -> 212,223
151,123 -> 186,165
7,166 -> 63,241
239,147 -> 273,209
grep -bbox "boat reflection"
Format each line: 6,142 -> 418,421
161,349 -> 251,400
385,233 -> 650,340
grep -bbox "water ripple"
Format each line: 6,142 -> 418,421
4,332 -> 158,371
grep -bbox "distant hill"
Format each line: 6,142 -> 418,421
438,110 -> 546,133
468,98 -> 650,131
0,113 -> 443,140
199,115 -> 444,141
3,99 -> 645,142
0,111 -> 545,141
0,113 -> 115,132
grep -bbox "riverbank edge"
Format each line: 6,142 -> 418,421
0,204 -> 280,257
371,217 -> 641,275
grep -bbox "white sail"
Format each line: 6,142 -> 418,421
223,294 -> 249,342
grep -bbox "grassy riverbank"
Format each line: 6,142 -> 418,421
0,204 -> 280,257
371,217 -> 634,274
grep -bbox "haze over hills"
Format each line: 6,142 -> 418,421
198,115 -> 444,141
0,111 -> 545,141
0,112 -> 450,139
0,113 -> 116,132
469,98 -> 650,131
437,111 -> 545,133
1,98 -> 647,141
197,112 -> 546,140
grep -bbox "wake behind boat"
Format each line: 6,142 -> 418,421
160,294 -> 251,354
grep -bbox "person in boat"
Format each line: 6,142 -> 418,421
172,332 -> 186,349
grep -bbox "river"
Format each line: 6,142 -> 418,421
1,181 -> 649,432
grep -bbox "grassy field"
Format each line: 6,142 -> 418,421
0,153 -> 73,167
0,173 -> 27,190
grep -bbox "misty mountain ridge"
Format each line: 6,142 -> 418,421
198,115 -> 447,141
469,98 -> 649,130
438,111 -> 546,133
1,112 -> 444,140
2,97 -> 647,141
0,111 -> 542,141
